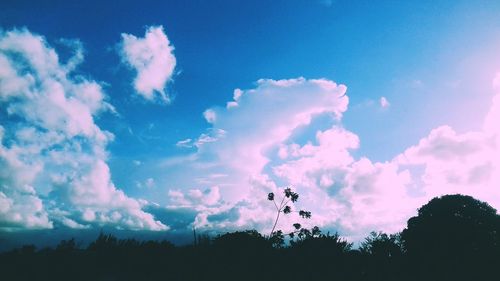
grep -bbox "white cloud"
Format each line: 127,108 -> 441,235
136,177 -> 156,189
176,138 -> 193,148
169,186 -> 222,209
120,26 -> 176,103
203,109 -> 217,124
0,28 -> 167,231
379,96 -> 390,108
198,77 -> 348,177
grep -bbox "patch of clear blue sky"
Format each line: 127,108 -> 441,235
2,0 -> 500,171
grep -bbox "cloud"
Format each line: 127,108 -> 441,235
163,77 -> 352,233
198,77 -> 348,177
169,186 -> 222,209
136,177 -> 156,189
379,96 -> 390,108
0,28 -> 167,231
492,72 -> 500,89
176,138 -> 193,148
3,26 -> 500,243
203,109 -> 217,124
162,73 -> 500,240
394,106 -> 500,207
272,126 -> 359,188
120,26 -> 176,103
269,126 -> 419,237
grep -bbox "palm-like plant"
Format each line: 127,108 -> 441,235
267,187 -> 313,243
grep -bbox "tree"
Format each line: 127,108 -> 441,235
288,231 -> 353,280
87,232 -> 118,252
359,232 -> 404,281
213,230 -> 269,251
402,194 -> 499,255
360,231 -> 402,258
401,194 -> 500,280
290,231 -> 352,253
55,238 -> 77,253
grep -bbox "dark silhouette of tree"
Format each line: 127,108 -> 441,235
360,232 -> 404,280
401,194 -> 500,281
211,230 -> 274,281
213,229 -> 270,251
360,231 -> 402,258
291,230 -> 352,252
55,238 -> 77,253
288,231 -> 354,280
87,231 -> 118,252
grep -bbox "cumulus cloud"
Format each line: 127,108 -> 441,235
120,26 -> 176,103
169,186 -> 222,209
0,28 -> 167,231
164,77 -> 352,233
270,126 -> 419,237
164,77 -> 417,237
198,78 -> 348,177
164,73 -> 500,240
395,105 -> 500,207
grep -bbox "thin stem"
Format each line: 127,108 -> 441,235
273,199 -> 279,211
278,194 -> 286,210
270,209 -> 281,236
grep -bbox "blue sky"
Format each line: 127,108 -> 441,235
2,0 -> 500,247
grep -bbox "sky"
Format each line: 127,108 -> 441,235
1,0 -> 500,248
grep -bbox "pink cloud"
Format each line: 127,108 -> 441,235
165,75 -> 500,240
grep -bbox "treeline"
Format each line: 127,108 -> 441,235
1,194 -> 499,281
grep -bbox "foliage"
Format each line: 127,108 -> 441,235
402,194 -> 500,256
290,231 -> 352,252
401,194 -> 500,281
213,230 -> 269,250
360,231 -> 403,258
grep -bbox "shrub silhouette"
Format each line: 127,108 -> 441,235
360,232 -> 404,280
213,229 -> 270,251
287,232 -> 354,280
211,230 -> 273,280
360,231 -> 402,258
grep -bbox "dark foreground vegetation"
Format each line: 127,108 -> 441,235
1,194 -> 499,281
